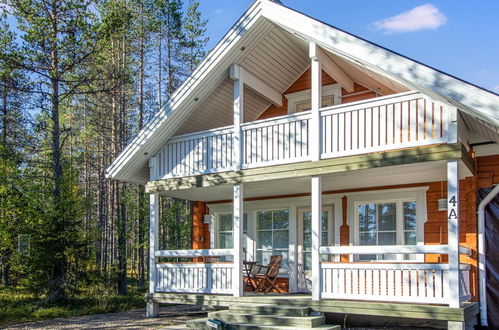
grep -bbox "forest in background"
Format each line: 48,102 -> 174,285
0,0 -> 208,312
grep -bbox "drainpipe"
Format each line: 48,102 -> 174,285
477,184 -> 499,326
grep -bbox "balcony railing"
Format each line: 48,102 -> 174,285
153,91 -> 450,180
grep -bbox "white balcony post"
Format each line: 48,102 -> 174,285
230,64 -> 244,171
311,175 -> 322,300
447,159 -> 461,308
233,184 -> 244,297
147,192 -> 159,317
309,42 -> 322,161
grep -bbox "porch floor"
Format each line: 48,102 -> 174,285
146,292 -> 478,324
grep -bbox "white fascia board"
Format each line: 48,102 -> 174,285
260,0 -> 499,127
106,1 -> 267,183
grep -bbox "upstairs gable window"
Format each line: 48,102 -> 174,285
284,84 -> 341,114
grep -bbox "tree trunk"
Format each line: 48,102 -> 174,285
49,0 -> 65,300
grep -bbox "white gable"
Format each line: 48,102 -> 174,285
107,0 -> 499,184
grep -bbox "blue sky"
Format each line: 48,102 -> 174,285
198,1 -> 499,94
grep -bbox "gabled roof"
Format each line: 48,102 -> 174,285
106,0 -> 499,184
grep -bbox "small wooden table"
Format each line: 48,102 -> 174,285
243,261 -> 258,291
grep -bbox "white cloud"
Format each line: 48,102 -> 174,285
214,9 -> 223,15
493,85 -> 499,94
374,4 -> 447,34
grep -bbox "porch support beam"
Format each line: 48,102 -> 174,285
314,46 -> 355,93
233,184 -> 244,297
231,66 -> 244,171
230,64 -> 282,106
447,159 -> 461,308
147,192 -> 159,317
309,42 -> 322,161
311,175 -> 322,300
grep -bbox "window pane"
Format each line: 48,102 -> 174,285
322,211 -> 328,231
273,230 -> 289,249
257,231 -> 272,250
219,233 -> 233,248
257,211 -> 272,229
304,252 -> 311,271
273,250 -> 289,269
403,201 -> 417,231
378,232 -> 396,245
243,213 -> 248,232
257,250 -> 272,265
359,204 -> 377,232
303,232 -> 311,250
404,231 -> 417,245
321,231 -> 328,247
360,232 -> 376,246
303,212 -> 311,232
273,210 -> 289,229
219,214 -> 233,231
378,203 -> 396,231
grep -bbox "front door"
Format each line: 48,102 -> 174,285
296,206 -> 334,293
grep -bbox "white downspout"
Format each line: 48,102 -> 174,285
477,184 -> 499,326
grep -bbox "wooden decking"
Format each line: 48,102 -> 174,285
146,292 -> 479,323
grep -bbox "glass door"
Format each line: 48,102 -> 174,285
296,206 -> 333,293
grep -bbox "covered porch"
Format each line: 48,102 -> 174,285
146,156 -> 476,317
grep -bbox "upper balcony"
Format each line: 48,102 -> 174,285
151,91 -> 452,181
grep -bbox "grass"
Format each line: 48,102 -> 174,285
0,284 -> 146,327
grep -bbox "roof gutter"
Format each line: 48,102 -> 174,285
477,183 -> 499,326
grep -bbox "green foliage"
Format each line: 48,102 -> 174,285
0,284 -> 144,327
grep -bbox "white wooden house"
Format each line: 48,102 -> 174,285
107,1 -> 499,328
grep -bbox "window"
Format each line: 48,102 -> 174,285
302,211 -> 329,271
284,84 -> 341,114
356,199 -> 419,261
256,209 -> 289,270
217,213 -> 248,261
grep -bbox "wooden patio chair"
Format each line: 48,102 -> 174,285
253,255 -> 283,294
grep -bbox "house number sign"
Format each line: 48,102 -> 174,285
448,195 -> 458,220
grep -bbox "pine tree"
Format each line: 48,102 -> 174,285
182,0 -> 208,75
4,0 -> 99,300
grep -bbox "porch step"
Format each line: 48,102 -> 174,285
185,317 -> 340,330
207,310 -> 325,327
228,304 -> 311,317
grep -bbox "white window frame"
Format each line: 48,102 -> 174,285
284,84 -> 341,114
255,208 -> 290,271
348,187 -> 428,262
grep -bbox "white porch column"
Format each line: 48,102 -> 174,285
233,184 -> 244,297
447,159 -> 461,308
147,192 -> 159,317
311,175 -> 322,300
230,65 -> 244,171
309,42 -> 322,161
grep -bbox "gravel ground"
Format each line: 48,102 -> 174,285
2,305 -> 207,330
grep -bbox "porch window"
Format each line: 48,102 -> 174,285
357,200 -> 417,261
303,211 -> 329,270
217,213 -> 248,261
256,209 -> 289,270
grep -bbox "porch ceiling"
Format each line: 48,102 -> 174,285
175,24 -> 409,136
158,160 -> 470,202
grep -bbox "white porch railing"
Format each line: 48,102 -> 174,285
156,263 -> 233,294
319,244 -> 471,304
152,91 -> 450,179
154,248 -> 234,294
320,263 -> 470,304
